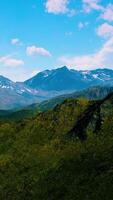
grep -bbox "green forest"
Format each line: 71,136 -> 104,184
0,92 -> 113,199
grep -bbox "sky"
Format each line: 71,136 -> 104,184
0,0 -> 113,81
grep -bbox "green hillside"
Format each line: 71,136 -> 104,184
0,93 -> 113,199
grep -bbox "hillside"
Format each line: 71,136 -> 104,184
31,85 -> 113,112
3,86 -> 113,121
0,92 -> 113,199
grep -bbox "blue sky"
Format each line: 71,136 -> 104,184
0,0 -> 113,81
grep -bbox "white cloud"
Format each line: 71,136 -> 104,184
100,3 -> 113,22
96,23 -> 113,38
11,38 -> 23,46
45,0 -> 69,14
78,22 -> 89,29
26,45 -> 52,57
83,0 -> 104,13
45,0 -> 76,16
0,56 -> 24,67
59,37 -> 113,69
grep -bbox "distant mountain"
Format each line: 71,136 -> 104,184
24,67 -> 113,92
1,67 -> 113,110
0,76 -> 46,110
2,86 -> 113,121
33,85 -> 113,112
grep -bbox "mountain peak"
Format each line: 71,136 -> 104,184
58,66 -> 69,71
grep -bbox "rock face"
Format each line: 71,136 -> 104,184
67,92 -> 113,140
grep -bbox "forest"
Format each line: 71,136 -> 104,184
0,91 -> 113,199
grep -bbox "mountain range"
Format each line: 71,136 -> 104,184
25,66 -> 113,91
1,85 -> 112,122
1,66 -> 113,110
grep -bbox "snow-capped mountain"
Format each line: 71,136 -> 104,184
1,67 -> 113,110
0,76 -> 47,110
24,67 -> 113,91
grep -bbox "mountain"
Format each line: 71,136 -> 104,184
32,85 -> 113,112
22,91 -> 113,140
0,76 -> 47,110
1,85 -> 113,121
1,67 -> 113,110
24,67 -> 113,92
0,92 -> 113,199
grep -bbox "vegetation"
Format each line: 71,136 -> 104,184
0,92 -> 113,199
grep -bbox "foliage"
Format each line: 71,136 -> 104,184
0,94 -> 113,199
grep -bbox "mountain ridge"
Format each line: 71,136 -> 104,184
24,67 -> 113,91
1,85 -> 113,121
1,66 -> 113,110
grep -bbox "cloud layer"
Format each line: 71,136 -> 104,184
45,0 -> 76,16
0,56 -> 24,67
97,23 -> 113,38
60,36 -> 113,69
100,3 -> 113,22
83,0 -> 104,13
